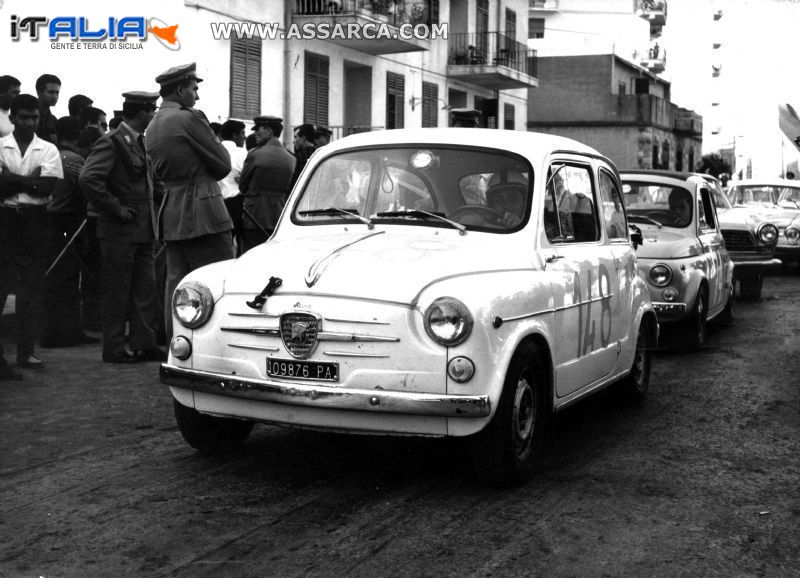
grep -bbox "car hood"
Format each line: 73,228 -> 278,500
222,229 -> 531,303
731,205 -> 800,227
636,226 -> 703,259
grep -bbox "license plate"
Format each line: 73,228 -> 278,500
267,358 -> 339,382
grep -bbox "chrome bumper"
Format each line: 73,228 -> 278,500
160,364 -> 491,418
731,257 -> 781,274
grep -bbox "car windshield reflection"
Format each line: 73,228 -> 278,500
622,182 -> 693,228
292,146 -> 532,233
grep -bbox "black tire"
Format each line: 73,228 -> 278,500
739,274 -> 763,301
467,344 -> 547,487
617,320 -> 652,404
718,281 -> 735,324
173,399 -> 254,453
682,287 -> 708,351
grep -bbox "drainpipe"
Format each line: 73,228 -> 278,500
283,1 -> 292,148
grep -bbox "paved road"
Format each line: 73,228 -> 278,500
1,274 -> 798,576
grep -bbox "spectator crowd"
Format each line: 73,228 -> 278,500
0,64 -> 333,380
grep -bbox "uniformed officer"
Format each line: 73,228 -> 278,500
145,63 -> 233,340
79,91 -> 165,363
239,116 -> 296,253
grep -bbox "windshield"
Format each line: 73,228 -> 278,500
778,186 -> 800,207
292,147 -> 532,232
728,186 -> 780,207
621,182 -> 694,228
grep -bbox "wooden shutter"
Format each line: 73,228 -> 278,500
230,37 -> 262,119
422,82 -> 438,128
504,103 -> 515,130
429,0 -> 439,25
304,51 -> 329,125
386,72 -> 405,129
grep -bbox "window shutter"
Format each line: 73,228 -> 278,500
304,51 -> 329,125
504,103 -> 515,130
422,82 -> 438,128
230,37 -> 262,119
429,0 -> 439,25
386,72 -> 405,129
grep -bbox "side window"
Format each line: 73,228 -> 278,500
544,163 -> 599,243
699,188 -> 716,230
598,169 -> 627,240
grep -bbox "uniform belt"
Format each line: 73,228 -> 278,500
163,178 -> 217,187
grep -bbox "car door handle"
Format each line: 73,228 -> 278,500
544,254 -> 564,263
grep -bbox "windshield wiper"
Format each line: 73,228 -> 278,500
299,207 -> 373,228
627,214 -> 663,228
375,209 -> 467,235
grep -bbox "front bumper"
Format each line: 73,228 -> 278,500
730,257 -> 782,275
160,364 -> 491,418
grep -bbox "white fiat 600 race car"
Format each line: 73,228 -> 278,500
161,129 -> 657,486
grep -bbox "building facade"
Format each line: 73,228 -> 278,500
526,0 -> 702,171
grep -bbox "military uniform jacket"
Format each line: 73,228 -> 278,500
145,101 -> 232,242
240,137 -> 296,231
79,123 -> 157,243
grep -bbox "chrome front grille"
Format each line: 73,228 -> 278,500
280,312 -> 320,359
721,230 -> 755,252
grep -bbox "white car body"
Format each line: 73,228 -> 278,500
161,129 -> 658,485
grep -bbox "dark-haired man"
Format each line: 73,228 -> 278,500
80,91 -> 165,363
81,106 -> 108,134
290,122 -> 316,189
0,94 -> 63,375
240,116 -> 295,253
35,74 -> 61,143
0,75 -> 21,138
68,94 -> 93,118
145,63 -> 233,340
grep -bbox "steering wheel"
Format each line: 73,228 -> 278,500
450,204 -> 506,225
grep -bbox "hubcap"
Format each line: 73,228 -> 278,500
512,375 -> 535,461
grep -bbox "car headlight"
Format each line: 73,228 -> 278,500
424,297 -> 473,346
786,226 -> 800,242
172,281 -> 215,329
757,223 -> 778,244
649,264 -> 672,287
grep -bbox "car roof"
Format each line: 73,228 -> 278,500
322,128 -> 608,163
728,179 -> 800,188
618,169 -> 704,188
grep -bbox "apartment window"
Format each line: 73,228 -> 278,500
528,17 -> 545,39
422,82 -> 438,128
304,51 -> 329,125
386,72 -> 405,129
618,81 -> 626,95
505,8 -> 517,43
504,103 -> 515,130
230,37 -> 261,119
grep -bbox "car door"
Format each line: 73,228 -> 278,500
540,159 -> 618,397
697,185 -> 726,313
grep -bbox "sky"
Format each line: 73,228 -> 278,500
663,0 -> 800,176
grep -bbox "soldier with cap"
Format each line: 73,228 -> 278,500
145,62 -> 233,340
239,115 -> 295,253
79,91 -> 165,363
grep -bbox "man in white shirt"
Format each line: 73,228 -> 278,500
0,94 -> 63,376
0,75 -> 21,138
218,119 -> 248,255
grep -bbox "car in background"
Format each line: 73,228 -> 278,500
726,179 -> 800,266
698,174 -> 780,300
620,171 -> 734,349
160,129 -> 658,487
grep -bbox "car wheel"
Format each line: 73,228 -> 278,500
682,288 -> 708,351
739,274 -> 763,301
617,321 -> 652,404
467,344 -> 547,487
718,281 -> 735,324
173,399 -> 254,453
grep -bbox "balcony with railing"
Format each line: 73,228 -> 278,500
291,0 -> 434,54
674,107 -> 702,136
640,41 -> 666,73
447,32 -> 538,90
528,0 -> 559,10
636,0 -> 667,29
